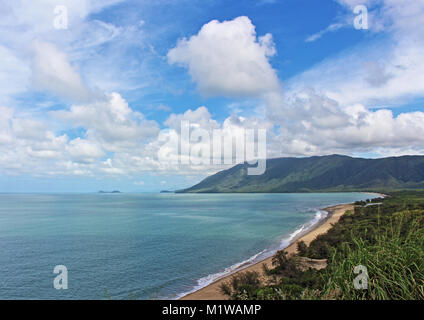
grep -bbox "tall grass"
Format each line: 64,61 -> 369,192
321,212 -> 424,300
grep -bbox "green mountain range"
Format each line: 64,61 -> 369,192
179,155 -> 424,193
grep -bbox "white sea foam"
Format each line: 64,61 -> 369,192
279,209 -> 328,248
175,208 -> 329,300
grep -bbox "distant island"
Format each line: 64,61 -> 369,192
160,190 -> 174,193
98,190 -> 122,194
178,154 -> 424,193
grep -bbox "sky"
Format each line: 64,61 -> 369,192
1,0 -> 424,192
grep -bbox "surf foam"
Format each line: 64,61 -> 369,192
175,208 -> 329,300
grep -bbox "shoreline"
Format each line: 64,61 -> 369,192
367,192 -> 389,198
180,203 -> 353,300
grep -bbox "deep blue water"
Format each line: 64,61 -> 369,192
0,193 -> 376,300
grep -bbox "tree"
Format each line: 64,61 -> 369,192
297,241 -> 308,256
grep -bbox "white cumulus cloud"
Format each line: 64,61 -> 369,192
167,16 -> 281,98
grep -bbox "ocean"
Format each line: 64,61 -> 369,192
0,192 -> 375,300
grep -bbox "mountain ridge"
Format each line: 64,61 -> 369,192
178,155 -> 424,193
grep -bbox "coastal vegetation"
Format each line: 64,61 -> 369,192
220,191 -> 424,300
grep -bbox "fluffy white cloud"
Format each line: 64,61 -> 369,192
53,92 -> 160,152
0,92 -> 163,176
271,91 -> 424,156
164,106 -> 219,132
66,138 -> 105,164
0,107 -> 71,175
12,118 -> 48,141
168,16 -> 281,98
155,106 -> 273,173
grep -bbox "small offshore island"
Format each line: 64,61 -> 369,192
98,190 -> 122,194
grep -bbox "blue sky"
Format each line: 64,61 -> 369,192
1,0 -> 424,192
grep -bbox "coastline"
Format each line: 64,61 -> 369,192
180,203 -> 353,300
368,192 -> 389,198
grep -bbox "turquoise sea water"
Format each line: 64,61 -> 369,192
0,193 -> 376,300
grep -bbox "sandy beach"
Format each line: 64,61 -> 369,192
181,203 -> 353,300
368,192 -> 389,199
